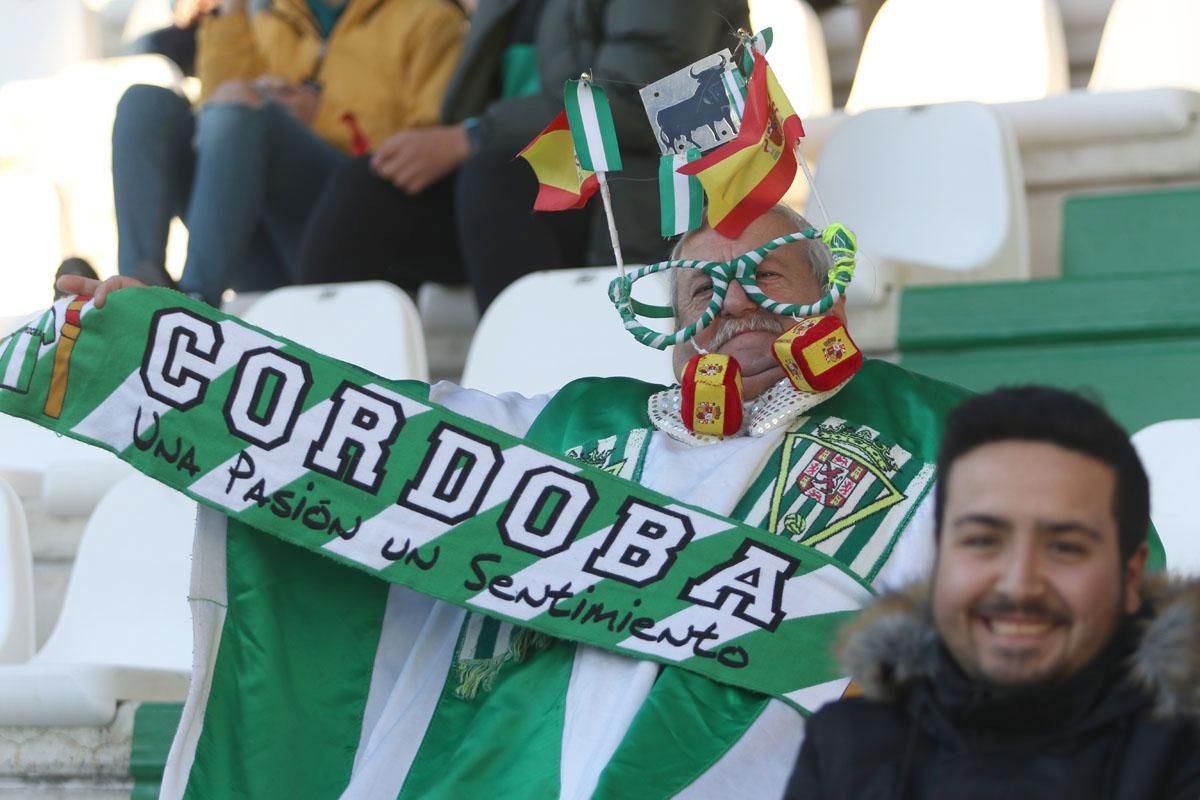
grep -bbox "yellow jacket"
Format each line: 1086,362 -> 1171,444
196,0 -> 465,153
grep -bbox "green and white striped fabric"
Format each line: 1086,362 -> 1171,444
722,64 -> 747,125
659,148 -> 704,237
564,78 -> 622,173
0,308 -> 55,394
0,291 -> 874,706
0,291 -> 970,798
741,26 -> 773,76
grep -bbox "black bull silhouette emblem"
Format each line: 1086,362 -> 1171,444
656,56 -> 738,153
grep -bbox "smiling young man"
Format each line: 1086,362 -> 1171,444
787,386 -> 1200,800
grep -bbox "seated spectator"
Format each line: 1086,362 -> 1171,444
128,0 -> 240,76
787,386 -> 1200,800
294,0 -> 751,312
110,0 -> 465,305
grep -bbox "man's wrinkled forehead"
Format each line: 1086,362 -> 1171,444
677,210 -> 799,262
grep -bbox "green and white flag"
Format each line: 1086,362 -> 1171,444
723,63 -> 748,124
741,26 -> 774,77
659,148 -> 704,238
565,78 -> 622,173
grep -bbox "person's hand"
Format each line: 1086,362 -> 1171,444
55,275 -> 146,308
268,81 -> 321,125
174,0 -> 221,28
369,125 -> 470,194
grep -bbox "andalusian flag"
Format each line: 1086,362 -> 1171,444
741,26 -> 774,76
659,148 -> 704,237
678,52 -> 805,239
723,65 -> 748,126
517,111 -> 600,211
564,78 -> 622,173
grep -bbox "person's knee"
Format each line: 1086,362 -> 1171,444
116,83 -> 190,128
206,79 -> 263,108
196,89 -> 268,150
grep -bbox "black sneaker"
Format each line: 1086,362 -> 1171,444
131,260 -> 178,290
54,257 -> 100,300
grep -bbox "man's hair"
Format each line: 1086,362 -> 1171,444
668,205 -> 832,317
934,386 -> 1150,560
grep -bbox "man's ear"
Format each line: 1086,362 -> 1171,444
1123,542 -> 1149,615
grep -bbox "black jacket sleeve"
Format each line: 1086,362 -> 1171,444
474,0 -> 749,153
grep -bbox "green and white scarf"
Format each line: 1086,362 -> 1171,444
0,291 -> 969,798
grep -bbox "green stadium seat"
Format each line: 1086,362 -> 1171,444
1062,186 -> 1200,279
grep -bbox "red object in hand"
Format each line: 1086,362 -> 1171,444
341,112 -> 371,156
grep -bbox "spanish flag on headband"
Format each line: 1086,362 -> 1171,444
517,111 -> 601,211
677,52 -> 804,238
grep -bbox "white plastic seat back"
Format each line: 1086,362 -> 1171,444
0,475 -> 34,664
1090,0 -> 1200,92
846,0 -> 1069,113
1133,420 -> 1200,575
0,176 -> 63,318
0,0 -> 99,84
462,267 -> 675,398
0,54 -> 186,278
0,414 -> 133,512
807,102 -> 1029,288
241,280 -> 430,381
0,472 -> 196,725
748,0 -> 833,117
34,472 -> 196,670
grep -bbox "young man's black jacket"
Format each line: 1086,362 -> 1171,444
786,576 -> 1200,800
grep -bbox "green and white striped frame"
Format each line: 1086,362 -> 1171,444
609,223 -> 859,350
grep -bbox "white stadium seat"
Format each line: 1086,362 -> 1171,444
241,280 -> 429,382
748,0 -> 833,117
0,175 -> 64,319
0,473 -> 196,725
0,54 -> 186,285
462,267 -> 675,398
0,0 -> 100,85
0,475 -> 35,664
0,412 -> 133,514
808,102 -> 1028,286
1133,420 -> 1200,575
1090,0 -> 1200,93
805,102 -> 1027,355
846,0 -> 1069,112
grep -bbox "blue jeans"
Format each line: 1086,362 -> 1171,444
112,84 -> 349,304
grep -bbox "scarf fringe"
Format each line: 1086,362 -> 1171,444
454,627 -> 555,700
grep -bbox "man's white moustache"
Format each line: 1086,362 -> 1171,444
706,315 -> 787,351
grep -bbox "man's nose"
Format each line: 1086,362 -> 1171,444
721,280 -> 758,316
995,536 -> 1045,601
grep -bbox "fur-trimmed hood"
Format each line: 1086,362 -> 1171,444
838,574 -> 1200,718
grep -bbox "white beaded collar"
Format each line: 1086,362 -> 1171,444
647,377 -> 846,446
